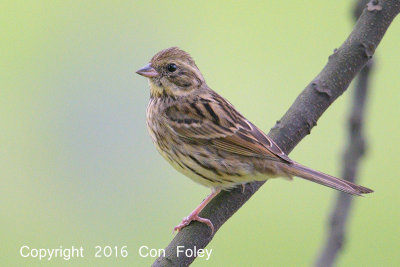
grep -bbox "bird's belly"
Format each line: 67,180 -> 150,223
152,137 -> 275,189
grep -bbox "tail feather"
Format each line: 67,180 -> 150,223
282,162 -> 373,196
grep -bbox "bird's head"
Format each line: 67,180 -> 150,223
136,47 -> 205,97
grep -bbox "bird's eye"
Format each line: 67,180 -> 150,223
167,63 -> 177,72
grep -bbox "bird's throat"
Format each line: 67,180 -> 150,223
148,79 -> 168,98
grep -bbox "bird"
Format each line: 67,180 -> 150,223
136,47 -> 373,234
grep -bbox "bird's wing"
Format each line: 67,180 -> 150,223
163,92 -> 292,163
164,97 -> 239,139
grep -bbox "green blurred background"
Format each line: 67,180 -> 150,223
2,1 -> 400,266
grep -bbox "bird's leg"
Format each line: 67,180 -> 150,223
174,188 -> 221,234
241,183 -> 246,193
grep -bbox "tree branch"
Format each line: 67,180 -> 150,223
314,1 -> 374,266
314,57 -> 373,267
153,1 -> 400,266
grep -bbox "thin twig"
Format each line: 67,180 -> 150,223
153,1 -> 400,266
314,60 -> 373,267
314,2 -> 374,266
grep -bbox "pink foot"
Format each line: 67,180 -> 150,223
173,189 -> 221,234
173,214 -> 214,234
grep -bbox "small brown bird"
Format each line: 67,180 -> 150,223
136,47 -> 373,233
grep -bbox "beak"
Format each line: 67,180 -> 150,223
136,63 -> 159,78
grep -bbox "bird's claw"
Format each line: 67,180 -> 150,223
173,215 -> 214,234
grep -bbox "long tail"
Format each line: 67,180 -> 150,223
282,162 -> 373,196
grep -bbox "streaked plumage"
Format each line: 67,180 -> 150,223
137,47 -> 373,233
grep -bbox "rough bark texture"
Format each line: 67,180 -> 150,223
314,2 -> 375,266
153,1 -> 400,266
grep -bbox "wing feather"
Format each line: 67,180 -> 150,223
163,92 -> 292,163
